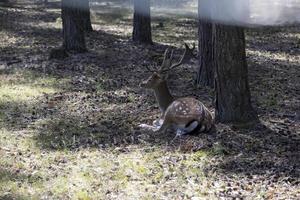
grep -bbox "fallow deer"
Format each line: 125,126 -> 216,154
139,44 -> 214,136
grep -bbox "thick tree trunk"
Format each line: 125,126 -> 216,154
82,0 -> 93,32
0,0 -> 9,5
62,0 -> 86,53
132,0 -> 152,44
213,24 -> 258,123
196,19 -> 214,87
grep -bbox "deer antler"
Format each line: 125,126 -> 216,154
169,46 -> 188,69
145,65 -> 156,72
144,47 -> 175,73
159,43 -> 190,73
159,48 -> 172,73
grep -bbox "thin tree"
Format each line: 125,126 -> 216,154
213,24 -> 258,123
195,0 -> 214,87
62,0 -> 87,53
132,0 -> 152,44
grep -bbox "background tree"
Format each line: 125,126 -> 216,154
0,0 -> 9,5
132,0 -> 152,44
62,0 -> 87,53
196,21 -> 214,87
213,24 -> 258,123
195,0 -> 214,87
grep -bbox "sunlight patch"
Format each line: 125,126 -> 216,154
0,84 -> 56,102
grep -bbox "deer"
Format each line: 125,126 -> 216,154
139,43 -> 214,136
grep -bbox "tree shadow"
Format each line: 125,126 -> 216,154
203,121 -> 300,182
246,26 -> 300,56
43,0 -> 61,9
247,55 -> 299,121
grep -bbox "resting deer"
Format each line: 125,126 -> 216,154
139,44 -> 214,136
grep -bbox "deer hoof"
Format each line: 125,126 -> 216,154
176,129 -> 188,136
153,119 -> 163,127
138,124 -> 155,130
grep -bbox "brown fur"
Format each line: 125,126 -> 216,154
140,44 -> 214,134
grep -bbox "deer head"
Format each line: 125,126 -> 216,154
140,43 -> 195,89
140,43 -> 196,114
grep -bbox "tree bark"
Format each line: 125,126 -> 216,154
196,19 -> 214,87
0,0 -> 9,5
213,24 -> 258,123
132,0 -> 152,44
82,0 -> 93,32
62,0 -> 87,53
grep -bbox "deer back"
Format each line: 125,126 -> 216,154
163,97 -> 214,131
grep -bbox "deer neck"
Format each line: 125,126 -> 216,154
154,80 -> 174,113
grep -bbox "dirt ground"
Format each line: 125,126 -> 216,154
0,0 -> 299,199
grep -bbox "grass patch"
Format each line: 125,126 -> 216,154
0,69 -> 69,102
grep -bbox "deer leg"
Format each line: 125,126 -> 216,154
153,119 -> 170,133
153,118 -> 164,127
138,124 -> 157,130
139,120 -> 168,132
176,121 -> 199,136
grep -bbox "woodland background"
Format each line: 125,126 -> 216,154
0,0 -> 299,199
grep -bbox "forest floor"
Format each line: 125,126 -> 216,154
0,0 -> 299,199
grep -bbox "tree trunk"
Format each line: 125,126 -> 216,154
196,19 -> 214,87
62,0 -> 87,53
82,0 -> 93,32
213,24 -> 258,123
0,0 -> 9,5
132,0 -> 152,44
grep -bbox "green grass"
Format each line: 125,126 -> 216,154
0,69 -> 69,101
0,142 -> 210,199
0,66 -> 212,198
0,118 -> 213,199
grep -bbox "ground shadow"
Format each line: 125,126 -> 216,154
207,122 -> 299,179
246,26 -> 300,56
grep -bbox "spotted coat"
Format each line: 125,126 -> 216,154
162,97 -> 214,132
